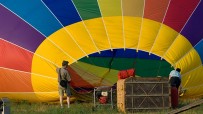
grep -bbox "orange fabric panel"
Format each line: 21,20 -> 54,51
0,68 -> 33,92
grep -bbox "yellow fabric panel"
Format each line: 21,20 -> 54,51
98,0 -> 122,17
103,16 -> 124,48
34,39 -> 73,64
72,61 -> 118,84
182,66 -> 203,88
32,42 -> 71,76
31,62 -> 58,101
122,0 -> 144,17
175,49 -> 202,74
32,92 -> 59,102
31,73 -> 57,92
164,35 -> 193,65
32,45 -> 64,101
181,66 -> 203,98
183,86 -> 203,98
32,76 -> 58,101
138,19 -> 161,51
151,24 -> 179,57
124,17 -> 142,48
66,22 -> 98,55
31,58 -> 58,93
49,28 -> 86,60
83,18 -> 110,50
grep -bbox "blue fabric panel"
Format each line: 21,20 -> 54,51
42,0 -> 81,26
194,39 -> 203,64
0,0 -> 62,37
181,1 -> 203,46
89,49 -> 161,60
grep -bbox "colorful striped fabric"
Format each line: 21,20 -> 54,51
0,0 -> 202,102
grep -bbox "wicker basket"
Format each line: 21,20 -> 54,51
117,77 -> 171,113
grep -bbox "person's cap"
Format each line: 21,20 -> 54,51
62,60 -> 69,66
176,68 -> 181,72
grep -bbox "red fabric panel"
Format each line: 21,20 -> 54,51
0,68 -> 33,92
0,39 -> 33,72
163,0 -> 200,32
144,0 -> 170,22
67,67 -> 93,88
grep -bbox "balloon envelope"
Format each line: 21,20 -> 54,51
0,0 -> 202,102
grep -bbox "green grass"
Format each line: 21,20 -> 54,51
8,100 -> 203,114
10,101 -> 119,114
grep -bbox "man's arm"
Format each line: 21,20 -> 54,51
169,75 -> 172,80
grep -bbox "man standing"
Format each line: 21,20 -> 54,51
169,68 -> 181,108
56,60 -> 71,108
169,68 -> 181,89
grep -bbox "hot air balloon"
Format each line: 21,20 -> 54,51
0,0 -> 202,102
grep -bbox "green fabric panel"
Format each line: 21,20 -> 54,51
72,0 -> 101,20
79,57 -> 173,77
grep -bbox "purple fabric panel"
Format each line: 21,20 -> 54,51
0,5 -> 45,52
181,1 -> 203,46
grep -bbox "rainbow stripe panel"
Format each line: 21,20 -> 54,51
0,0 -> 202,102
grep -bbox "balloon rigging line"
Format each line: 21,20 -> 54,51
0,4 -> 76,62
121,0 -> 126,50
70,85 -> 94,94
98,50 -> 117,86
181,64 -> 201,89
97,0 -> 113,51
71,62 -> 113,85
46,39 -> 77,62
173,39 -> 203,67
160,0 -> 201,60
136,0 -> 145,52
71,0 -> 101,54
71,62 -> 111,84
0,4 -> 46,38
0,38 -> 59,68
71,63 -> 99,81
71,65 -> 99,82
41,0 -> 88,58
182,64 -> 202,77
0,67 -> 57,80
149,0 -> 172,55
156,59 -> 163,76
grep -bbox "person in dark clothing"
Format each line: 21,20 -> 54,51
169,68 -> 181,89
56,60 -> 71,108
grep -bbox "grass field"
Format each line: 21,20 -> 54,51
10,101 -> 119,114
8,99 -> 203,114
